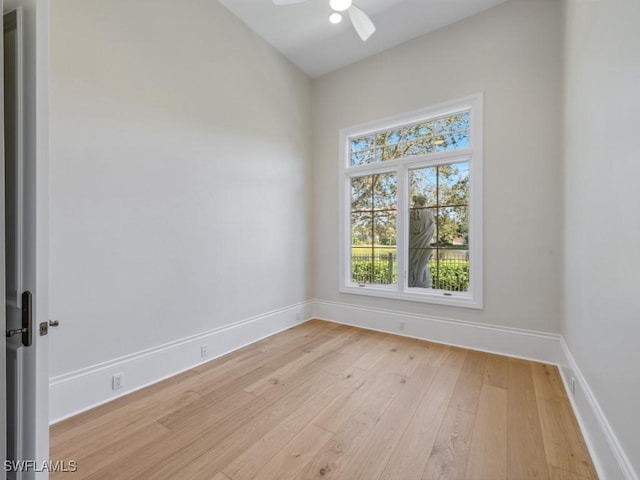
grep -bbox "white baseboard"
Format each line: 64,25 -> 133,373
558,339 -> 638,480
49,301 -> 312,424
311,299 -> 564,364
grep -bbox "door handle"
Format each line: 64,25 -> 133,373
21,291 -> 32,346
6,291 -> 32,347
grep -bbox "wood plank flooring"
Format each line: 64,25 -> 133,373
50,320 -> 598,480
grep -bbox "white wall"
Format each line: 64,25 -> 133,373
49,1 -> 312,377
311,0 -> 564,333
563,0 -> 640,477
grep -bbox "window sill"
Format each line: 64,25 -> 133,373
339,284 -> 483,309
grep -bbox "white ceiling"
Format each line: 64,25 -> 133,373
219,0 -> 508,78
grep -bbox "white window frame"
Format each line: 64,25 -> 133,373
338,94 -> 483,309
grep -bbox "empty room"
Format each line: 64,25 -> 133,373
2,0 -> 638,479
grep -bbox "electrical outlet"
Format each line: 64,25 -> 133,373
571,376 -> 576,394
201,345 -> 208,358
296,312 -> 301,322
112,373 -> 123,391
399,321 -> 406,332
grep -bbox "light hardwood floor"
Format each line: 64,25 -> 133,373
50,320 -> 597,480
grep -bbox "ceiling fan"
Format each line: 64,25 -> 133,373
273,0 -> 376,41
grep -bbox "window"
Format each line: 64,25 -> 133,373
339,95 -> 483,308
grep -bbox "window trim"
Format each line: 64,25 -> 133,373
338,94 -> 483,309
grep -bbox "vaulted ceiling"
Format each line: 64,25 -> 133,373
219,0 -> 508,78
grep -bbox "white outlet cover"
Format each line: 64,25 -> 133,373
112,373 -> 123,390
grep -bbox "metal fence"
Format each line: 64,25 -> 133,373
351,251 -> 469,291
352,252 -> 397,285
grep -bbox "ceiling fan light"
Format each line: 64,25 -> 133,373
329,0 -> 352,12
329,12 -> 343,24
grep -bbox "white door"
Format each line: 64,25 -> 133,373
4,7 -> 25,480
3,1 -> 49,479
0,2 -> 6,479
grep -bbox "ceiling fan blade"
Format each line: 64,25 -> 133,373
348,5 -> 375,41
273,0 -> 308,5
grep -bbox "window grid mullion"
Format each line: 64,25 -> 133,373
370,177 -> 375,284
435,166 -> 440,290
399,166 -> 407,294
